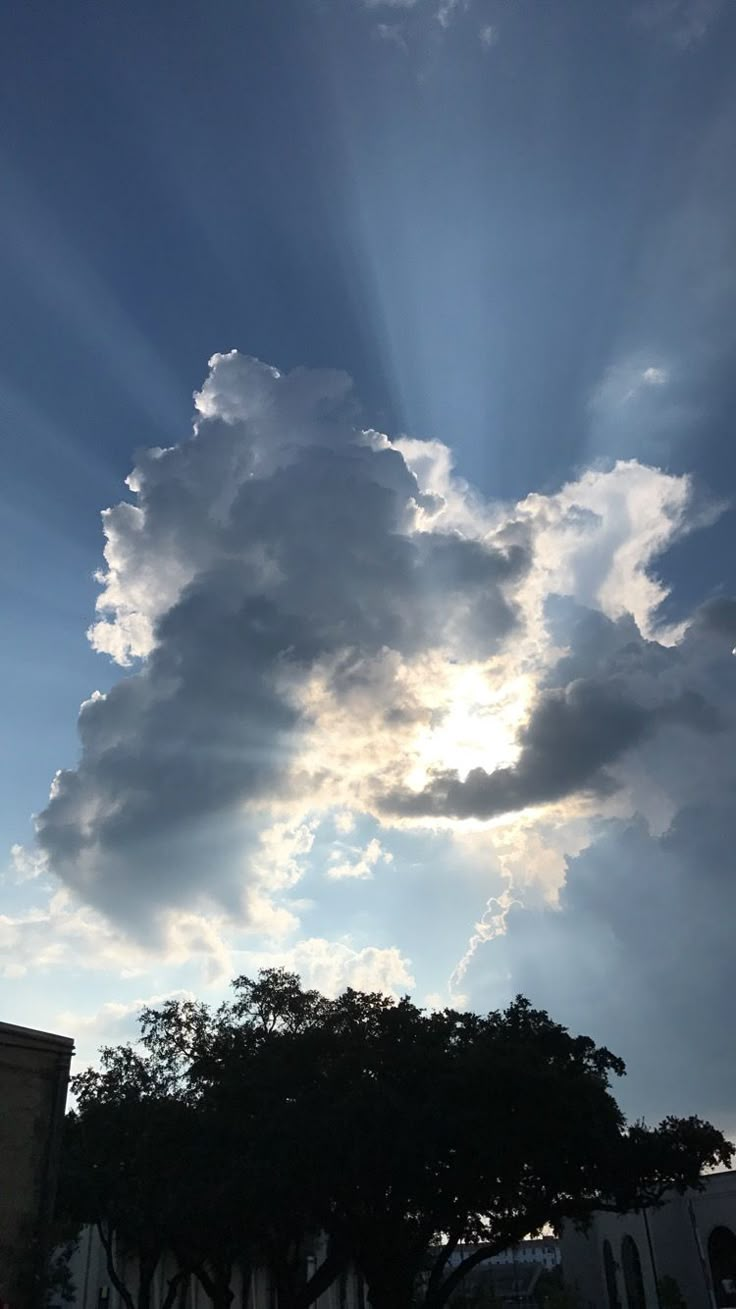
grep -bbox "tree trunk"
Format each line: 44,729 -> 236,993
96,1223 -> 136,1309
196,1261 -> 235,1309
161,1270 -> 189,1309
423,1245 -> 500,1309
137,1250 -> 159,1309
296,1244 -> 345,1309
365,1266 -> 418,1309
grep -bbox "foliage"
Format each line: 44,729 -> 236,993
657,1275 -> 688,1308
57,970 -> 733,1309
44,1237 -> 78,1307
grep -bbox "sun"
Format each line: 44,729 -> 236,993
406,662 -> 532,795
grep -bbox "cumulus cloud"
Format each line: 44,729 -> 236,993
36,352 -> 534,934
16,346 -> 736,1126
30,344 -> 731,1060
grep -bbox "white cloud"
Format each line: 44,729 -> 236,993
436,0 -> 469,28
479,23 -> 498,47
0,888 -> 234,984
327,837 -> 393,880
333,811 -> 356,835
590,359 -> 670,411
56,990 -> 194,1057
8,843 -> 48,883
641,365 -> 668,385
245,937 -> 414,998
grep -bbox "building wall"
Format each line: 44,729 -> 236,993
66,1230 -> 369,1309
0,1020 -> 74,1309
560,1170 -> 736,1309
66,1231 -> 559,1309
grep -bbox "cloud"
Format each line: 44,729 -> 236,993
479,23 -> 498,48
631,0 -> 725,48
385,671 -> 720,820
436,0 -> 469,28
29,347 -> 729,1054
455,600 -> 736,1128
16,346 -> 736,1130
8,843 -> 48,883
327,836 -> 393,880
242,937 -> 415,998
35,352 -> 532,935
0,887 -> 234,984
375,22 -> 409,48
56,991 -> 194,1057
465,799 -> 736,1133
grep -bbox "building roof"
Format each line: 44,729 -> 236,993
0,1019 -> 74,1055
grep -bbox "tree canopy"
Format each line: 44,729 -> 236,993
56,970 -> 733,1309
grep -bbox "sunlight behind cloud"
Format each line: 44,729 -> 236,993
406,665 -> 531,790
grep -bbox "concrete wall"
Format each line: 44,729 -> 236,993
0,1021 -> 74,1309
561,1171 -> 736,1309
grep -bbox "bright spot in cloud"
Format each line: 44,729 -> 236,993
407,666 -> 531,792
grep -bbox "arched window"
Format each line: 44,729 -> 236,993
602,1239 -> 621,1309
708,1226 -> 736,1307
621,1234 -> 646,1309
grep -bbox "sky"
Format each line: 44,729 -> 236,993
2,0 -> 736,1135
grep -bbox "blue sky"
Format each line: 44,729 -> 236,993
2,0 -> 736,1131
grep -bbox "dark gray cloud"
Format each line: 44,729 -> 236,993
465,798 -> 736,1130
385,672 -> 720,820
459,601 -> 736,1128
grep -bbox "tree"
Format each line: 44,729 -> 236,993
139,969 -> 348,1309
289,991 -> 731,1309
58,974 -> 733,1309
59,1050 -> 194,1309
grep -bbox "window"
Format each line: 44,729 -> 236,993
602,1239 -> 621,1309
708,1226 -> 736,1307
621,1235 -> 646,1309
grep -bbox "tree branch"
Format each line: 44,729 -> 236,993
161,1270 -> 188,1309
425,1242 -> 508,1309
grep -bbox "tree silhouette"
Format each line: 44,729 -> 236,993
56,972 -> 733,1309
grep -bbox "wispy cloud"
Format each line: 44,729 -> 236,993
632,0 -> 725,48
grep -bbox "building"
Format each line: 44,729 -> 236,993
561,1170 -> 736,1308
66,1231 -> 366,1309
64,1232 -> 560,1308
0,1020 -> 74,1309
441,1240 -> 561,1307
